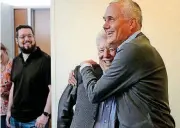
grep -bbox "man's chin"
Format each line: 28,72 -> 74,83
20,47 -> 35,54
105,64 -> 111,68
107,38 -> 116,44
107,38 -> 112,43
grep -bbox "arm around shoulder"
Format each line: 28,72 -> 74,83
81,43 -> 143,103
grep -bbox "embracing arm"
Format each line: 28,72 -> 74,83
81,43 -> 144,103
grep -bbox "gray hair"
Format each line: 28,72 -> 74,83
110,0 -> 142,28
96,29 -> 107,47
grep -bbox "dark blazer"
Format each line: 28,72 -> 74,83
81,33 -> 175,128
57,65 -> 103,128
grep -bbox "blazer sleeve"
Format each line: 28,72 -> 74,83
57,85 -> 77,128
81,43 -> 145,103
57,66 -> 80,128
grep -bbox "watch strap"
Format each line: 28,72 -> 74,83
43,112 -> 50,117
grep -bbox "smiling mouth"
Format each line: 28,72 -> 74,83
24,42 -> 31,45
107,31 -> 113,37
104,60 -> 112,65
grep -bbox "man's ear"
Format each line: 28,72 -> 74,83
15,38 -> 18,44
129,18 -> 137,31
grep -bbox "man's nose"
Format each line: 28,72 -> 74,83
24,36 -> 30,41
103,50 -> 110,58
103,21 -> 110,30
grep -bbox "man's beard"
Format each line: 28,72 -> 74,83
18,42 -> 36,54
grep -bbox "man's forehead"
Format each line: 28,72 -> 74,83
103,3 -> 122,18
18,28 -> 32,34
108,43 -> 117,47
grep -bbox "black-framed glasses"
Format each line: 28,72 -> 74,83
18,34 -> 34,40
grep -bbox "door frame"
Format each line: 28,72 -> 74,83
13,6 -> 50,55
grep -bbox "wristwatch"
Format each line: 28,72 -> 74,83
43,112 -> 50,117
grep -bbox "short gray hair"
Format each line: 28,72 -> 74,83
110,0 -> 142,28
96,30 -> 107,47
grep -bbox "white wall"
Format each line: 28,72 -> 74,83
0,3 -> 14,58
51,0 -> 180,127
0,0 -> 50,6
51,1 -> 111,127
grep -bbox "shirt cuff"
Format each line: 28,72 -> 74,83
80,63 -> 92,73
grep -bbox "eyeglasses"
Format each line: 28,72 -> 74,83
18,34 -> 34,40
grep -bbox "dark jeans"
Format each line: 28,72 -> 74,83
10,117 -> 49,128
1,115 -> 7,128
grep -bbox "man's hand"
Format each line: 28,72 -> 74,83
35,114 -> 49,128
80,59 -> 97,66
6,111 -> 11,128
68,70 -> 77,86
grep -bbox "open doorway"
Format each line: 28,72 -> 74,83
0,1 -> 51,128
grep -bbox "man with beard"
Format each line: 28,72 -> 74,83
6,25 -> 51,128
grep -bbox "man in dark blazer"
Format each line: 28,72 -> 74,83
79,0 -> 175,128
57,30 -> 118,128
